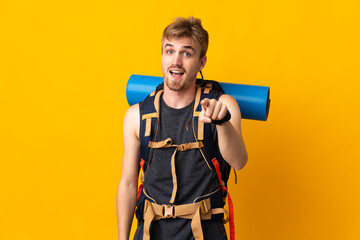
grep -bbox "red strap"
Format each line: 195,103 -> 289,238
212,158 -> 235,240
227,189 -> 235,240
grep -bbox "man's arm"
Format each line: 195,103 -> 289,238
117,104 -> 140,240
200,94 -> 248,169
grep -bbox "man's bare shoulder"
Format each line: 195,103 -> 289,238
123,103 -> 140,139
124,103 -> 140,119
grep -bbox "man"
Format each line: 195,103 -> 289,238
117,17 -> 247,240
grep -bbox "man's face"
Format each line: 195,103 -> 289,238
161,37 -> 207,92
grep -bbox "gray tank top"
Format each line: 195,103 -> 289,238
144,95 -> 219,204
134,95 -> 227,239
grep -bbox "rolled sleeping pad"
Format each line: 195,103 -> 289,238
126,74 -> 270,121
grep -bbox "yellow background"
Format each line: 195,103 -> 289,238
1,0 -> 359,239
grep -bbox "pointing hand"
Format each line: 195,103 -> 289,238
199,98 -> 228,124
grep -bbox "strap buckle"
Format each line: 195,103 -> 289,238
200,199 -> 211,214
177,143 -> 191,151
162,204 -> 175,218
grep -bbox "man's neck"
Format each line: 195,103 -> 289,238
162,85 -> 196,109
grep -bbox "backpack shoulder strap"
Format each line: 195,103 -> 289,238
192,80 -> 223,158
192,80 -> 232,182
139,89 -> 163,171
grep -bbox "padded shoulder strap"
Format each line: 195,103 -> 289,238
203,87 -> 221,156
139,90 -> 163,171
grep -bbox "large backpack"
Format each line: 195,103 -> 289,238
135,79 -> 236,240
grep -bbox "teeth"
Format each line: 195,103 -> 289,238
171,70 -> 183,74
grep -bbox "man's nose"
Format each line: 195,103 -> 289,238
172,53 -> 182,66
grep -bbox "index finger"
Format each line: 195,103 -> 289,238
200,98 -> 210,109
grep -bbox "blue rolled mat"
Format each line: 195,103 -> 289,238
126,74 -> 270,121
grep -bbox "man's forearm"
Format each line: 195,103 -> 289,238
117,181 -> 138,240
216,120 -> 247,169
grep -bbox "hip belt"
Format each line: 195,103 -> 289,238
142,198 -> 228,240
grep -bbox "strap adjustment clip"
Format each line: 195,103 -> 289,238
200,199 -> 211,214
177,143 -> 191,151
162,204 -> 175,218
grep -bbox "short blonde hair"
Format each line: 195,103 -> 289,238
162,17 -> 209,59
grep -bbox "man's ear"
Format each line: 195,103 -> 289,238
199,56 -> 207,70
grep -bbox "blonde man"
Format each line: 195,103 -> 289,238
117,17 -> 247,240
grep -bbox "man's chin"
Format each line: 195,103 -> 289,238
163,77 -> 182,90
165,81 -> 183,91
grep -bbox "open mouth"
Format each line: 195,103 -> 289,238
170,70 -> 184,78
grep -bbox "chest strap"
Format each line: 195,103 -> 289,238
148,138 -> 204,204
143,199 -> 227,240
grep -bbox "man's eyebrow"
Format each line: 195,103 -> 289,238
183,45 -> 196,52
164,44 -> 196,53
164,43 -> 174,48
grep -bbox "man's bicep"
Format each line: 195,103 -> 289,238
121,104 -> 141,185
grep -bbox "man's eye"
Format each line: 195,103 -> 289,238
166,50 -> 173,54
183,52 -> 191,57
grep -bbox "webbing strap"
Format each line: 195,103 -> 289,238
193,87 -> 204,141
142,113 -> 158,120
143,199 -> 226,240
144,118 -> 151,137
154,90 -> 163,114
227,190 -> 235,239
212,158 -> 235,240
169,142 -> 204,203
140,159 -> 145,170
143,200 -> 155,240
204,83 -> 212,94
148,138 -> 172,148
170,147 -> 178,203
212,207 -> 229,223
192,207 -> 203,240
143,113 -> 158,136
143,90 -> 163,137
148,138 -> 204,204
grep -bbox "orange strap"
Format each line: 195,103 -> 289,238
211,158 -> 235,240
140,158 -> 145,170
